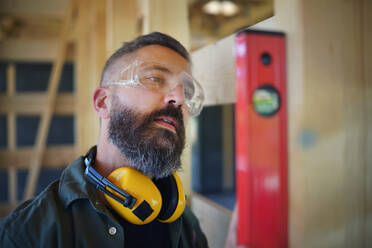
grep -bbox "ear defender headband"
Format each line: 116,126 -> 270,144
83,146 -> 186,225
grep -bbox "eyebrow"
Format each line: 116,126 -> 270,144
143,65 -> 173,74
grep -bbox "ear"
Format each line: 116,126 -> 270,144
93,87 -> 110,119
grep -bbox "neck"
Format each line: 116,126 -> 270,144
94,131 -> 131,178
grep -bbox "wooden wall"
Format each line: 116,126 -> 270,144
1,0 -> 370,247
192,0 -> 371,247
0,0 -> 194,206
364,1 -> 372,246
270,0 -> 371,247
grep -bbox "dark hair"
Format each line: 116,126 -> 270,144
100,32 -> 190,86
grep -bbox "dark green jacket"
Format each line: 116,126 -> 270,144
0,157 -> 208,248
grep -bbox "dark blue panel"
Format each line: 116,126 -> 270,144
0,62 -> 6,93
59,63 -> 74,92
17,115 -> 75,147
201,106 -> 223,193
204,192 -> 236,211
15,62 -> 74,92
17,168 -> 64,200
0,170 -> 8,202
192,106 -> 223,194
16,63 -> 51,92
192,104 -> 236,195
47,115 -> 74,145
0,115 -> 6,148
17,115 -> 40,147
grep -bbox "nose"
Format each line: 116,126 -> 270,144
164,84 -> 186,107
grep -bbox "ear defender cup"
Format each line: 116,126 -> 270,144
154,173 -> 186,223
105,167 -> 185,225
105,167 -> 162,225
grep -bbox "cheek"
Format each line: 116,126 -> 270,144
116,88 -> 163,113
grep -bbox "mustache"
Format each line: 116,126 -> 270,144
142,105 -> 184,131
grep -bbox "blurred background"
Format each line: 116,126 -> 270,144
0,0 -> 371,247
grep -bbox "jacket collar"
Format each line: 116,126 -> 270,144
58,156 -> 99,208
58,155 -> 183,244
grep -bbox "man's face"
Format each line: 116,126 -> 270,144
108,94 -> 185,178
104,45 -> 191,122
105,45 -> 190,178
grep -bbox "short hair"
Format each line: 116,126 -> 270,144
100,32 -> 190,86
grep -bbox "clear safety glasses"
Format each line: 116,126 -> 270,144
105,60 -> 205,116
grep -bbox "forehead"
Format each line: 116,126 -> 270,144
111,45 -> 191,74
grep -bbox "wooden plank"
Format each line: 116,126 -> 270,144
218,2 -> 273,36
0,0 -> 68,16
6,64 -> 15,96
6,64 -> 17,205
0,13 -> 63,41
23,1 -> 75,200
190,193 -> 232,248
0,146 -> 75,169
7,168 -> 17,204
191,35 -> 235,106
363,0 -> 372,246
74,0 -> 100,156
300,1 -> 365,247
75,0 -> 91,156
106,0 -> 138,54
0,93 -> 75,114
0,39 -> 74,62
142,0 -> 190,49
90,0 -> 107,86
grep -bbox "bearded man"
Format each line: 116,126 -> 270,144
0,32 -> 208,248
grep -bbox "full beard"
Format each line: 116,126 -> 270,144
108,96 -> 185,179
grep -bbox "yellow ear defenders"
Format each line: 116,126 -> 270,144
84,146 -> 185,225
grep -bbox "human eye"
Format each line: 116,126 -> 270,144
139,73 -> 167,88
148,76 -> 164,83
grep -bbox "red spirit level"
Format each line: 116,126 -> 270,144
235,29 -> 288,248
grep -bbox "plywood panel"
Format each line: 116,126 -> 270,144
190,193 -> 232,248
299,1 -> 365,247
191,35 -> 235,106
0,0 -> 68,16
142,0 -> 190,49
192,0 -> 370,246
0,146 -> 75,169
0,93 -> 75,114
251,0 -> 370,247
363,0 -> 372,246
6,64 -> 17,205
106,0 -> 138,55
0,39 -> 74,62
75,0 -> 100,156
